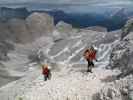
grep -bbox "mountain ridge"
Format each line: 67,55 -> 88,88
0,7 -> 132,31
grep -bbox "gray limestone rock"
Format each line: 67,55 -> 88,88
26,12 -> 54,39
93,79 -> 129,100
8,18 -> 32,43
110,31 -> 133,78
85,26 -> 107,32
56,21 -> 73,38
121,18 -> 133,39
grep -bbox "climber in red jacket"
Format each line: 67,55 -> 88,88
84,46 -> 97,73
42,64 -> 51,81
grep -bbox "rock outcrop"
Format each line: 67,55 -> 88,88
109,20 -> 133,100
56,21 -> 73,33
0,12 -> 55,87
0,12 -> 55,44
110,32 -> 133,78
0,22 -> 11,40
55,21 -> 73,39
8,18 -> 32,43
26,12 -> 54,39
109,18 -> 133,79
93,77 -> 130,100
52,30 -> 63,42
0,40 -> 14,61
85,26 -> 107,32
121,18 -> 133,39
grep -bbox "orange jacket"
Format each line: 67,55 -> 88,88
42,67 -> 49,75
84,49 -> 96,61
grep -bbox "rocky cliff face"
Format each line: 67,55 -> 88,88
0,12 -> 54,61
26,12 -> 54,39
0,12 -> 54,63
8,18 -> 32,43
56,21 -> 73,34
109,19 -> 133,100
0,12 -> 55,87
110,23 -> 133,78
121,18 -> 133,39
0,12 -> 54,44
93,76 -> 131,100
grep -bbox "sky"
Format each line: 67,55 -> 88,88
0,0 -> 133,5
0,0 -> 133,13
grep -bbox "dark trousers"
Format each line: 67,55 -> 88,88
44,71 -> 51,81
44,74 -> 49,81
87,60 -> 94,72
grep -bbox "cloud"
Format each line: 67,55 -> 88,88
1,0 -> 133,13
0,0 -> 133,5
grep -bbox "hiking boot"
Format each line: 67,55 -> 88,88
87,69 -> 92,73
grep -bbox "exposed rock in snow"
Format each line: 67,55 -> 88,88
26,12 -> 54,39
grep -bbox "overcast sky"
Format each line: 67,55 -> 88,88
0,0 -> 133,5
0,0 -> 133,13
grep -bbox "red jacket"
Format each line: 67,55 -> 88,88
88,50 -> 96,60
84,49 -> 96,61
42,67 -> 49,75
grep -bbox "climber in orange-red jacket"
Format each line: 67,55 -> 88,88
83,46 -> 97,73
42,64 -> 51,81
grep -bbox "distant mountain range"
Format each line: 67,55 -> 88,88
0,7 -> 29,21
42,9 -> 132,31
0,7 -> 133,31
